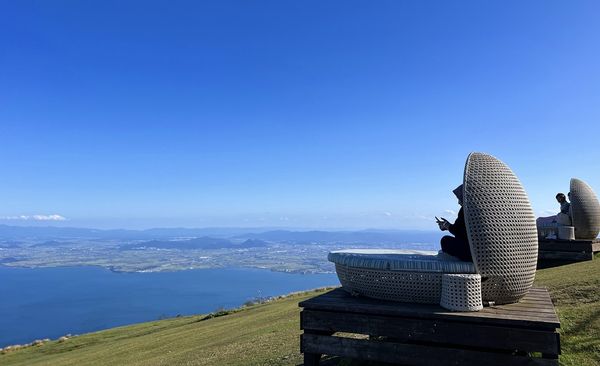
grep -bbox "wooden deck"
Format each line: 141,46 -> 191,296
538,238 -> 600,263
300,287 -> 560,366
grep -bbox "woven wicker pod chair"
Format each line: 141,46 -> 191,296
329,152 -> 538,306
463,152 -> 538,304
569,178 -> 600,240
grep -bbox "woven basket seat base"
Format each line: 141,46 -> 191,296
440,274 -> 483,312
334,264 -> 443,304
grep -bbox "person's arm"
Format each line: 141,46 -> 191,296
448,222 -> 460,236
448,208 -> 467,238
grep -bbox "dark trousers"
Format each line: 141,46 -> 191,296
441,236 -> 472,262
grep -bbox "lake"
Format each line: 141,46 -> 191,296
0,266 -> 338,348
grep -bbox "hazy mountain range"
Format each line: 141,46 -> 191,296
119,238 -> 269,251
0,225 -> 257,240
0,224 -> 440,245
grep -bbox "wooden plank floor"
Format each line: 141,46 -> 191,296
300,287 -> 559,330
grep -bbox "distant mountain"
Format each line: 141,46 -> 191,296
0,256 -> 22,264
239,239 -> 270,248
0,224 -> 441,245
119,237 -> 269,251
30,240 -> 72,248
0,241 -> 22,248
0,225 -> 275,240
0,225 -> 107,240
233,230 -> 441,244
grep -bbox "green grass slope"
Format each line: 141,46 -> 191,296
2,257 -> 599,366
534,256 -> 600,366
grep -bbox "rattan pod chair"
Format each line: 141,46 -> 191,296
463,152 -> 538,304
569,178 -> 600,240
329,152 -> 538,306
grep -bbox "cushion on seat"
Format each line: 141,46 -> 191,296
328,249 -> 476,274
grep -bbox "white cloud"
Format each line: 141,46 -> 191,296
382,212 -> 392,217
0,214 -> 68,221
444,209 -> 457,216
33,214 -> 68,221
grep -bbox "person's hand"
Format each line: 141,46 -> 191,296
437,218 -> 451,231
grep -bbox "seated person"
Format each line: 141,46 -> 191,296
437,185 -> 472,262
536,193 -> 571,227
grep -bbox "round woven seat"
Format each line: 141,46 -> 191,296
558,226 -> 575,240
329,250 -> 475,304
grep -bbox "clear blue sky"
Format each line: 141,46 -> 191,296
1,1 -> 599,229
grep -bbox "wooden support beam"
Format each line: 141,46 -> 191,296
300,288 -> 560,366
302,334 -> 558,366
538,251 -> 593,261
301,309 -> 560,354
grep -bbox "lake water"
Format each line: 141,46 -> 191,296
0,266 -> 338,348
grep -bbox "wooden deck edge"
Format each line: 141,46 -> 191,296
538,251 -> 594,261
299,288 -> 560,330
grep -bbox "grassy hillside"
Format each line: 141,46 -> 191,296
533,256 -> 600,366
2,256 -> 599,366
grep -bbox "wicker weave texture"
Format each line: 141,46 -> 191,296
440,274 -> 483,312
463,153 -> 538,305
335,264 -> 442,304
570,178 -> 600,240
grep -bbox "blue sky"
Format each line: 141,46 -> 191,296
1,1 -> 599,229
